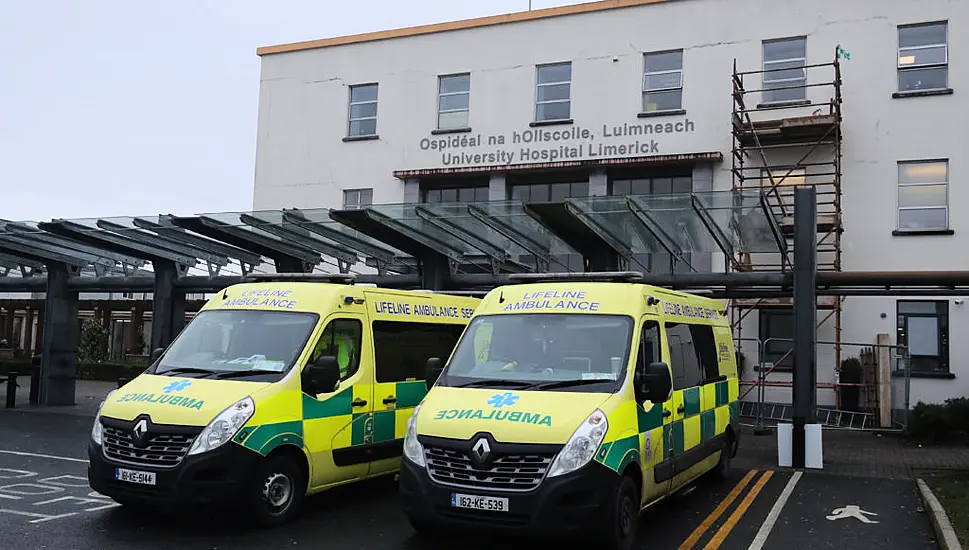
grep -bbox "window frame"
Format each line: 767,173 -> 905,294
896,300 -> 949,374
642,49 -> 684,113
437,72 -> 471,131
534,61 -> 573,123
897,21 -> 949,93
761,36 -> 808,104
896,159 -> 949,232
342,188 -> 373,210
347,83 -> 379,138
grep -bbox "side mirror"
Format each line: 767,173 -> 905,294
150,347 -> 164,362
635,361 -> 673,405
303,356 -> 341,395
425,357 -> 444,390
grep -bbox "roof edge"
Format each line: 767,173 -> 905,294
256,0 -> 670,56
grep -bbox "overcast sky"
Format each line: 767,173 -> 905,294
0,0 -> 580,223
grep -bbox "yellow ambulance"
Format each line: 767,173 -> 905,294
87,278 -> 480,526
398,273 -> 740,550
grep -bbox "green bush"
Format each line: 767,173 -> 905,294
907,397 -> 969,444
78,318 -> 109,364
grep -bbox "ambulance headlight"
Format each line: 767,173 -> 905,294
188,396 -> 255,456
402,403 -> 425,467
91,390 -> 116,446
547,409 -> 609,478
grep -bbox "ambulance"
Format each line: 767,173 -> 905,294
398,272 -> 740,550
87,277 -> 480,526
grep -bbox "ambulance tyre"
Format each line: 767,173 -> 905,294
711,432 -> 733,482
604,474 -> 640,550
248,453 -> 306,528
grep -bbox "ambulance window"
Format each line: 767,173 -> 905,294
373,321 -> 466,383
689,324 -> 721,381
311,319 -> 363,381
637,320 -> 661,369
665,322 -> 703,390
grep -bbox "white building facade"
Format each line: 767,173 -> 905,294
252,0 -> 967,412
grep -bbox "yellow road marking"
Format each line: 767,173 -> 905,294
702,470 -> 775,550
678,469 -> 758,550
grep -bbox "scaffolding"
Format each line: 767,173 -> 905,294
729,47 -> 845,403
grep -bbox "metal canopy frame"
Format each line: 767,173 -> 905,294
0,188 -> 859,409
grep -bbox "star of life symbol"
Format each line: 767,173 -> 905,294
487,392 -> 519,408
826,505 -> 879,524
163,380 -> 192,393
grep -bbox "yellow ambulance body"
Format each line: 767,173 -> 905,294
399,275 -> 739,550
87,280 -> 480,526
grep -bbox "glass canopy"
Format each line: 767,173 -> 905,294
0,190 -> 786,282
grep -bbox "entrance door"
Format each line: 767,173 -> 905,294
301,314 -> 375,490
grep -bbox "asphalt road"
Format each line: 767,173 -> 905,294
0,409 -> 940,550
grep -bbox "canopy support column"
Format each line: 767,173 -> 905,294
151,261 -> 185,351
792,186 -> 818,469
40,262 -> 79,406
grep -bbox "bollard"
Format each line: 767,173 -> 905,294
29,355 -> 41,405
5,372 -> 17,409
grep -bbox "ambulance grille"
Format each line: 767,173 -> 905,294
424,446 -> 555,492
102,425 -> 196,468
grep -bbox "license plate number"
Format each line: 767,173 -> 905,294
115,468 -> 156,486
451,493 -> 508,512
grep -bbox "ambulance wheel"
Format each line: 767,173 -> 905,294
248,454 -> 306,527
604,475 -> 639,550
711,433 -> 732,481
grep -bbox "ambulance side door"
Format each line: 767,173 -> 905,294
636,318 -> 671,505
368,319 -> 466,477
300,314 -> 375,490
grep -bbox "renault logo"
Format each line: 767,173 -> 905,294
132,419 -> 149,447
471,437 -> 491,461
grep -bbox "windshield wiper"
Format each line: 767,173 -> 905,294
214,369 -> 284,379
155,367 -> 217,377
529,378 -> 615,391
451,379 -> 537,389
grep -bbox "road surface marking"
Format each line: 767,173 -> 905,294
0,450 -> 88,464
748,470 -> 802,550
678,469 -> 759,550
703,470 -> 774,550
826,505 -> 879,523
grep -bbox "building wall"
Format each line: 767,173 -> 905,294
253,0 -> 968,407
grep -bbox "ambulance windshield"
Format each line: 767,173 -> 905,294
152,309 -> 319,379
438,313 -> 634,393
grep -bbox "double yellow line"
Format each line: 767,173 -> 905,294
678,469 -> 775,550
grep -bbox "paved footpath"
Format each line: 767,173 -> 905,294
0,409 -> 945,550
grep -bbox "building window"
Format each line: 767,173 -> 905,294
347,83 -> 378,137
759,309 -> 793,368
611,175 -> 692,196
511,181 -> 588,202
423,186 -> 489,203
897,300 -> 948,374
343,188 -> 373,210
438,73 -> 470,130
643,50 -> 683,113
897,160 -> 948,231
762,37 -> 807,103
535,62 -> 572,122
898,22 -> 948,93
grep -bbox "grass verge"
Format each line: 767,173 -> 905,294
924,472 -> 969,547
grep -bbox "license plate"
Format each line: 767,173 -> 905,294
115,468 -> 156,486
451,493 -> 509,512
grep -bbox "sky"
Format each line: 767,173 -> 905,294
0,0 -> 583,223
